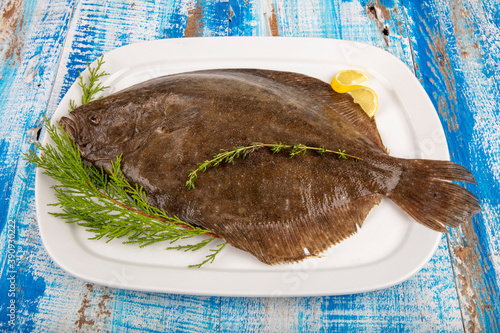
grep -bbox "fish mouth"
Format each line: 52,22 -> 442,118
59,115 -> 92,158
59,115 -> 78,141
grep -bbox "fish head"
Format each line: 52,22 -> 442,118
59,99 -> 137,162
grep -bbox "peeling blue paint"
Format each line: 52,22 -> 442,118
11,167 -> 47,332
228,0 -> 254,36
404,1 -> 500,330
163,0 -> 192,38
0,140 -> 13,233
0,138 -> 17,331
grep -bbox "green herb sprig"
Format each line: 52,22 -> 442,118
26,58 -> 226,268
186,142 -> 361,189
69,56 -> 110,110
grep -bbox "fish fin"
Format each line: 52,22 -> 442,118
157,107 -> 201,134
124,107 -> 201,154
387,159 -> 481,232
136,106 -> 201,135
208,68 -> 387,152
207,194 -> 381,265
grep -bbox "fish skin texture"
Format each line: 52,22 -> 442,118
60,69 -> 481,265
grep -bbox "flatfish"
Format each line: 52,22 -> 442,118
60,69 -> 481,265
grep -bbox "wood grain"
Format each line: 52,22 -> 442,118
0,0 -> 498,331
404,0 -> 500,330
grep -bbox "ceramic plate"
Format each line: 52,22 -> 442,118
36,37 -> 447,296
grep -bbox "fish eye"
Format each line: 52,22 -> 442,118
88,113 -> 101,125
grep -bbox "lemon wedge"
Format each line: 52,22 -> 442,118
348,87 -> 378,118
331,69 -> 379,117
330,70 -> 370,93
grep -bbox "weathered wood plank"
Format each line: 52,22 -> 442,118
403,0 -> 500,331
0,0 -> 77,330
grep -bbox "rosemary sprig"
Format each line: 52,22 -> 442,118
186,142 -> 361,189
27,58 -> 226,268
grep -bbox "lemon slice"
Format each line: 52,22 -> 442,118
330,70 -> 370,93
348,87 -> 378,118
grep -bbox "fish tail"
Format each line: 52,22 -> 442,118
387,159 -> 481,232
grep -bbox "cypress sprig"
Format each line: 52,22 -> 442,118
26,58 -> 226,268
186,142 -> 361,189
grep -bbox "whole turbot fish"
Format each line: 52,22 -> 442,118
60,69 -> 481,265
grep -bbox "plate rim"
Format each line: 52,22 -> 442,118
35,36 -> 445,296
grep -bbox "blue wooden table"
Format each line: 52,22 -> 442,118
1,0 -> 499,331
